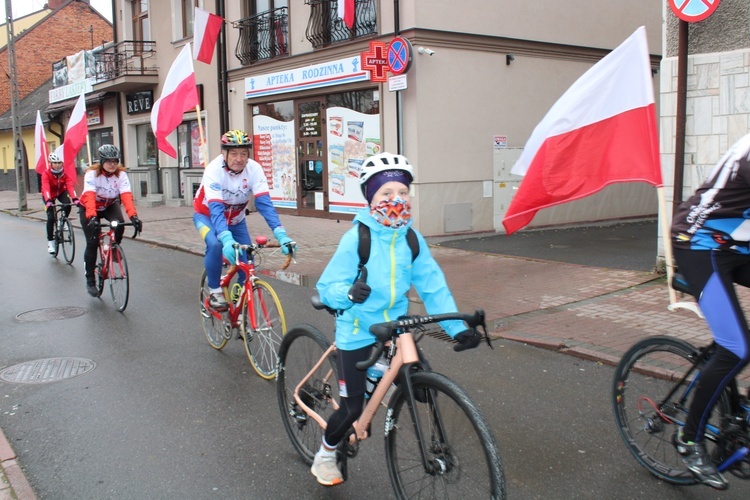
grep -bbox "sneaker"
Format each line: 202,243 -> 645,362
209,292 -> 228,310
86,282 -> 99,297
310,450 -> 344,486
675,432 -> 728,490
47,241 -> 56,254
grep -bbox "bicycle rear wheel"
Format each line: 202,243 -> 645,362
384,370 -> 505,499
612,336 -> 730,485
109,243 -> 129,312
60,217 -> 75,264
199,270 -> 229,350
276,325 -> 339,464
242,279 -> 286,379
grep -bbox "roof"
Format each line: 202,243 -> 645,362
0,79 -> 54,131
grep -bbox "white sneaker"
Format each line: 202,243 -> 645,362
47,241 -> 56,254
310,450 -> 343,486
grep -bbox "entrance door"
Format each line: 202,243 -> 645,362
296,98 -> 327,216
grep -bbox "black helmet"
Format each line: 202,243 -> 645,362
98,144 -> 120,163
221,130 -> 252,149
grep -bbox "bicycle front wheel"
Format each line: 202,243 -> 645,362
242,279 -> 286,379
109,244 -> 129,312
276,325 -> 339,464
95,249 -> 105,297
199,270 -> 229,350
60,217 -> 75,264
612,336 -> 730,485
385,370 -> 505,499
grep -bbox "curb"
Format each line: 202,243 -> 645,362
0,428 -> 37,500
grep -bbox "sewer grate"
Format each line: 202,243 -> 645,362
15,307 -> 87,322
0,357 -> 96,384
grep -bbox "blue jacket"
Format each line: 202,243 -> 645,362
316,210 -> 465,351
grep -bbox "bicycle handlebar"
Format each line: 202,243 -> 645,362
99,221 -> 139,239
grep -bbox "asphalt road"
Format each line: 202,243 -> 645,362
2,214 -> 748,498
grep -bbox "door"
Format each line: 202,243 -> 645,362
296,98 -> 327,216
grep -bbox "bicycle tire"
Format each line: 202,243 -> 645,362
51,216 -> 61,258
276,325 -> 339,465
384,370 -> 505,499
60,217 -> 75,264
242,279 -> 286,379
199,270 -> 229,350
95,249 -> 105,297
612,336 -> 731,485
109,243 -> 129,312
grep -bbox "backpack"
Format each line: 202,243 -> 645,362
357,223 -> 419,278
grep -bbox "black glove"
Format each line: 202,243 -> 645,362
453,329 -> 480,352
347,281 -> 371,304
87,217 -> 100,232
130,215 -> 142,233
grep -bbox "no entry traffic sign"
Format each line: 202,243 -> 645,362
668,0 -> 720,23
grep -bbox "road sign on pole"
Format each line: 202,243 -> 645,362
668,0 -> 720,23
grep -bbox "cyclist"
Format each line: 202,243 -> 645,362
41,152 -> 79,254
79,145 -> 142,297
311,152 -> 480,486
193,129 -> 296,310
671,132 -> 750,490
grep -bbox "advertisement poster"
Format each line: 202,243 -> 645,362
253,115 -> 296,209
326,107 -> 380,214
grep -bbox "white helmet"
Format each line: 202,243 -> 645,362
358,152 -> 413,200
48,152 -> 64,174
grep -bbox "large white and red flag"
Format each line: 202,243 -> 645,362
193,7 -> 223,65
63,92 -> 88,179
502,26 -> 662,235
338,0 -> 355,29
34,110 -> 49,175
151,43 -> 199,158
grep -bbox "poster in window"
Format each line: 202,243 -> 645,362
252,115 -> 296,208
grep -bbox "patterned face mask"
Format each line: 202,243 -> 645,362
370,197 -> 411,228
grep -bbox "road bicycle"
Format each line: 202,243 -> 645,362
276,299 -> 506,498
94,220 -> 138,312
199,237 -> 293,379
612,275 -> 750,486
50,202 -> 75,264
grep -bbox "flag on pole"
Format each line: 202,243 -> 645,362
193,7 -> 223,65
34,110 -> 49,175
63,92 -> 88,180
338,0 -> 355,29
502,26 -> 662,235
151,43 -> 199,158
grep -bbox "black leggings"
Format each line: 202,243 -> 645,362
79,203 -> 125,278
45,193 -> 71,240
323,346 -> 370,447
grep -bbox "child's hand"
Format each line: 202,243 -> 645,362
453,329 -> 480,352
347,281 -> 371,303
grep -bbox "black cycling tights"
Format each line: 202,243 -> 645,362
324,394 -> 365,447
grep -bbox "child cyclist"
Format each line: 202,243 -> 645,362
312,152 -> 481,486
41,152 -> 79,254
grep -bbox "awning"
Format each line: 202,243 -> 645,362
46,91 -> 111,115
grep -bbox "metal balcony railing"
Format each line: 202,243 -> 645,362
305,0 -> 377,48
94,41 -> 158,82
233,7 -> 289,66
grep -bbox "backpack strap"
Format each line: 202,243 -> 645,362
357,223 -> 420,276
406,228 -> 420,262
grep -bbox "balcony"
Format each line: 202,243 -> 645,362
233,7 -> 289,66
305,0 -> 377,48
93,40 -> 159,93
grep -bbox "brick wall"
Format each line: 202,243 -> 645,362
0,0 -> 112,114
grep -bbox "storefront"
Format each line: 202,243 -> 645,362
245,56 -> 380,219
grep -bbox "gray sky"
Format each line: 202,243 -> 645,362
1,0 -> 113,22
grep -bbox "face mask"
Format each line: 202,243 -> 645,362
370,197 -> 411,228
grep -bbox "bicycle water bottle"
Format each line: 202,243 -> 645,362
364,357 -> 389,400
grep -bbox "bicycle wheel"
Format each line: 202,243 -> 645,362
242,279 -> 287,379
612,336 -> 731,485
51,218 -> 61,258
95,249 -> 105,297
199,270 -> 230,349
384,370 -> 505,499
60,217 -> 75,264
109,243 -> 129,312
276,325 -> 339,465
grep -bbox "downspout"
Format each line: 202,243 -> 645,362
111,0 -> 124,163
216,0 -> 229,133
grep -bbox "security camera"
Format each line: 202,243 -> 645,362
417,47 -> 435,56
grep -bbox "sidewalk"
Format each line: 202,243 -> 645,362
0,189 -> 715,498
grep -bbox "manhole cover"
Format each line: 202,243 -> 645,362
16,307 -> 87,322
0,358 -> 96,384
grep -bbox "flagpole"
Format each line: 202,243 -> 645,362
86,135 -> 92,167
195,105 -> 207,167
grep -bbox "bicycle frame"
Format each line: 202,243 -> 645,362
97,225 -> 122,280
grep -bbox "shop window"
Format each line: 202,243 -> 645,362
135,123 -> 158,166
327,90 -> 379,114
177,120 -> 205,168
77,128 -> 113,171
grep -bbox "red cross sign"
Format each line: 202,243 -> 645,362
669,0 -> 720,23
361,41 -> 389,82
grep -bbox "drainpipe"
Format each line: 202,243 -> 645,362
216,0 -> 229,133
110,0 -> 125,162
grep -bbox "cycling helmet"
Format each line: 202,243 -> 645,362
48,152 -> 64,174
48,152 -> 62,163
359,152 -> 414,201
221,130 -> 252,149
98,144 -> 120,163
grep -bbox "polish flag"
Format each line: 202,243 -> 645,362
151,43 -> 199,158
193,7 -> 223,65
502,27 -> 662,235
63,92 -> 88,180
34,110 -> 49,175
338,0 -> 355,29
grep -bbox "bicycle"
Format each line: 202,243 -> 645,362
50,202 -> 76,264
276,298 -> 506,498
612,274 -> 750,486
199,237 -> 293,379
94,220 -> 138,312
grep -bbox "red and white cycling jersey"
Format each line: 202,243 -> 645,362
81,169 -> 132,213
193,154 -> 270,226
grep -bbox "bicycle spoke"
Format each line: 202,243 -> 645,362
109,244 -> 129,312
244,280 -> 286,379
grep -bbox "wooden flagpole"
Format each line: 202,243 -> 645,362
195,104 -> 208,167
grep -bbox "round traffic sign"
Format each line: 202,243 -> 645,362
387,36 -> 413,75
668,0 -> 720,23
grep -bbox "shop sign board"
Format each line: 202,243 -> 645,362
360,41 -> 389,82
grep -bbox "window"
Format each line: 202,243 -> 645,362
135,123 -> 157,166
76,129 -> 113,171
132,0 -> 150,41
177,120 -> 204,169
327,90 -> 379,115
182,0 -> 198,38
245,0 -> 288,17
